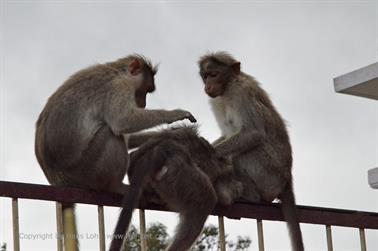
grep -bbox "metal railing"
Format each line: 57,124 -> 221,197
1,181 -> 377,251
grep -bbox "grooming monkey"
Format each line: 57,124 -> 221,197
198,52 -> 304,251
111,126 -> 241,251
35,55 -> 196,251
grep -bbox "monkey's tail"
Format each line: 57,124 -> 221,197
166,211 -> 210,251
280,184 -> 305,251
109,140 -> 171,251
62,203 -> 79,251
167,174 -> 217,251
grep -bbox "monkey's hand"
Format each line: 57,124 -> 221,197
215,130 -> 264,156
171,109 -> 197,123
217,156 -> 233,173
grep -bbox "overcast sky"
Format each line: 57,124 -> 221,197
1,1 -> 377,250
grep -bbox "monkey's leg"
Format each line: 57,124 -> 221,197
235,173 -> 263,203
109,139 -> 174,251
215,178 -> 243,206
154,160 -> 217,251
62,203 -> 79,251
57,126 -> 129,194
59,127 -> 128,251
233,156 -> 278,203
86,126 -> 129,192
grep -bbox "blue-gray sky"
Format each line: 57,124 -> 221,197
1,1 -> 377,250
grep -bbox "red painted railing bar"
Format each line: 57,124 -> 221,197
1,181 -> 378,229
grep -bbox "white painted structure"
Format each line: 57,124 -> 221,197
334,62 -> 378,100
368,168 -> 378,189
333,62 -> 378,189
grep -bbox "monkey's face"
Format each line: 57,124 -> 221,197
135,72 -> 155,108
127,57 -> 157,108
200,60 -> 240,98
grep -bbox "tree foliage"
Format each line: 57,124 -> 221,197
123,223 -> 251,251
0,243 -> 6,251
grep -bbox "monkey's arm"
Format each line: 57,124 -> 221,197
209,157 -> 234,182
214,97 -> 268,156
212,136 -> 226,146
214,129 -> 264,156
112,108 -> 196,135
105,78 -> 196,135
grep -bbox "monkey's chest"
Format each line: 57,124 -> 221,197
222,105 -> 242,137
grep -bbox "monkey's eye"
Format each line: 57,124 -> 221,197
203,73 -> 217,80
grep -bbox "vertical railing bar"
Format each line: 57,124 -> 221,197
359,228 -> 367,251
218,216 -> 226,251
98,205 -> 106,251
55,202 -> 64,251
139,209 -> 147,251
326,225 -> 333,251
12,198 -> 20,251
257,219 -> 265,251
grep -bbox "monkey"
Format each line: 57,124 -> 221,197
131,126 -> 243,206
34,54 -> 196,251
198,51 -> 305,251
110,126 -> 242,251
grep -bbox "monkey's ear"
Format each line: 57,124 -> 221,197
231,62 -> 241,75
129,59 -> 142,75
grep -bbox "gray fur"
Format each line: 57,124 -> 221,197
199,51 -> 304,251
35,55 -> 196,251
125,126 -> 241,251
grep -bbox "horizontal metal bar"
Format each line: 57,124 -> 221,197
0,180 -> 123,206
1,181 -> 377,229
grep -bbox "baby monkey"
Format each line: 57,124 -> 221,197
110,126 -> 242,251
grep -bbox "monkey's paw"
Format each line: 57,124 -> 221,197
173,109 -> 197,123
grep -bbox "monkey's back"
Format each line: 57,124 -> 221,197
35,67 -> 121,182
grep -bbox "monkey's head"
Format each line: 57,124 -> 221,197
117,55 -> 158,108
198,51 -> 240,98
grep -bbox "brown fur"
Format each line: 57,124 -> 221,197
198,51 -> 304,251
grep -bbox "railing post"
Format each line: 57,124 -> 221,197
98,206 -> 106,251
326,225 -> 333,251
257,219 -> 265,251
139,209 -> 147,251
218,216 -> 226,251
55,202 -> 63,251
359,228 -> 367,251
12,198 -> 20,251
